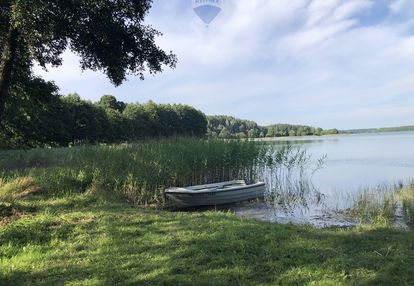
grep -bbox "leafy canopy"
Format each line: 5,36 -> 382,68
1,0 -> 176,85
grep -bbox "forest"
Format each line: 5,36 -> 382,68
207,115 -> 339,139
0,78 -> 207,149
0,77 -> 340,149
343,125 -> 414,134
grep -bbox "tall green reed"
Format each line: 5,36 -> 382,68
0,138 -> 266,205
397,181 -> 414,228
260,144 -> 326,214
350,185 -> 397,226
343,182 -> 414,227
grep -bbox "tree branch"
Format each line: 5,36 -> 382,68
0,28 -> 18,122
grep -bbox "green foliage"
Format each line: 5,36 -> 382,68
1,139 -> 414,285
97,95 -> 126,113
1,92 -> 207,148
208,115 -> 264,139
1,77 -> 69,148
3,0 -> 176,85
350,187 -> 397,226
0,198 -> 414,285
323,128 -> 340,135
207,115 -> 339,139
397,182 -> 414,228
0,138 -> 263,205
62,93 -> 109,144
266,125 -> 338,137
0,0 -> 176,123
344,126 -> 414,134
343,182 -> 414,228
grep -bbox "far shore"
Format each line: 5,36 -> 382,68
255,129 -> 414,141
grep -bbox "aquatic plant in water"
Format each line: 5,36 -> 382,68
339,181 -> 414,228
0,138 -> 268,206
397,181 -> 414,228
261,144 -> 326,216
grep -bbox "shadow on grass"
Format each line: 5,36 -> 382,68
1,202 -> 414,286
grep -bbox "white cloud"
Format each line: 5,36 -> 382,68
390,0 -> 407,13
33,0 -> 414,129
330,0 -> 373,22
306,0 -> 341,27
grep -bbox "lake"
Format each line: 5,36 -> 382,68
233,131 -> 414,227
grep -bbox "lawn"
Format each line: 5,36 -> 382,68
1,194 -> 414,286
1,142 -> 413,285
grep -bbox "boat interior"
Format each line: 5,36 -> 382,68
187,180 -> 247,191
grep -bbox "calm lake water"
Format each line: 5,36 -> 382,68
233,131 -> 414,227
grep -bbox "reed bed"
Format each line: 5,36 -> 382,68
342,182 -> 414,227
261,145 -> 326,214
0,138 -> 268,205
348,185 -> 397,225
397,181 -> 414,227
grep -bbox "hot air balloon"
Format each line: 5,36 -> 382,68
193,0 -> 222,25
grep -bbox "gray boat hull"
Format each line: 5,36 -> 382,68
165,181 -> 265,208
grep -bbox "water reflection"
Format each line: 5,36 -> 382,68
235,132 -> 414,228
186,133 -> 414,228
231,145 -> 342,227
262,155 -> 326,217
257,137 -> 339,146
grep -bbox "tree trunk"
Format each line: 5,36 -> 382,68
0,28 -> 18,123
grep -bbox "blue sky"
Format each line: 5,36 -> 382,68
34,0 -> 414,129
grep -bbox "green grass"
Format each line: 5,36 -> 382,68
347,185 -> 397,226
1,195 -> 414,286
0,138 -> 312,207
1,140 -> 414,285
0,138 -> 265,205
397,182 -> 414,228
343,183 -> 414,228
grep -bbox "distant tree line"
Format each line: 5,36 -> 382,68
0,77 -> 344,149
207,115 -> 339,139
207,116 -> 262,139
0,78 -> 206,148
343,126 -> 414,134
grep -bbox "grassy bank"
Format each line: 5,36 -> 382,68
1,140 -> 414,285
343,183 -> 414,228
0,138 -> 265,206
1,195 -> 414,285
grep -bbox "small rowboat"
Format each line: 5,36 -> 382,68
165,180 -> 265,208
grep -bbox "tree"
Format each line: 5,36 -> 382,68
62,94 -> 109,144
105,108 -> 128,142
173,104 -> 207,137
247,129 -> 256,138
207,115 -> 261,139
267,128 -> 275,138
0,0 -> 176,122
314,128 -> 323,136
123,103 -> 151,140
219,128 -> 231,138
97,95 -> 126,113
0,76 -> 68,148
